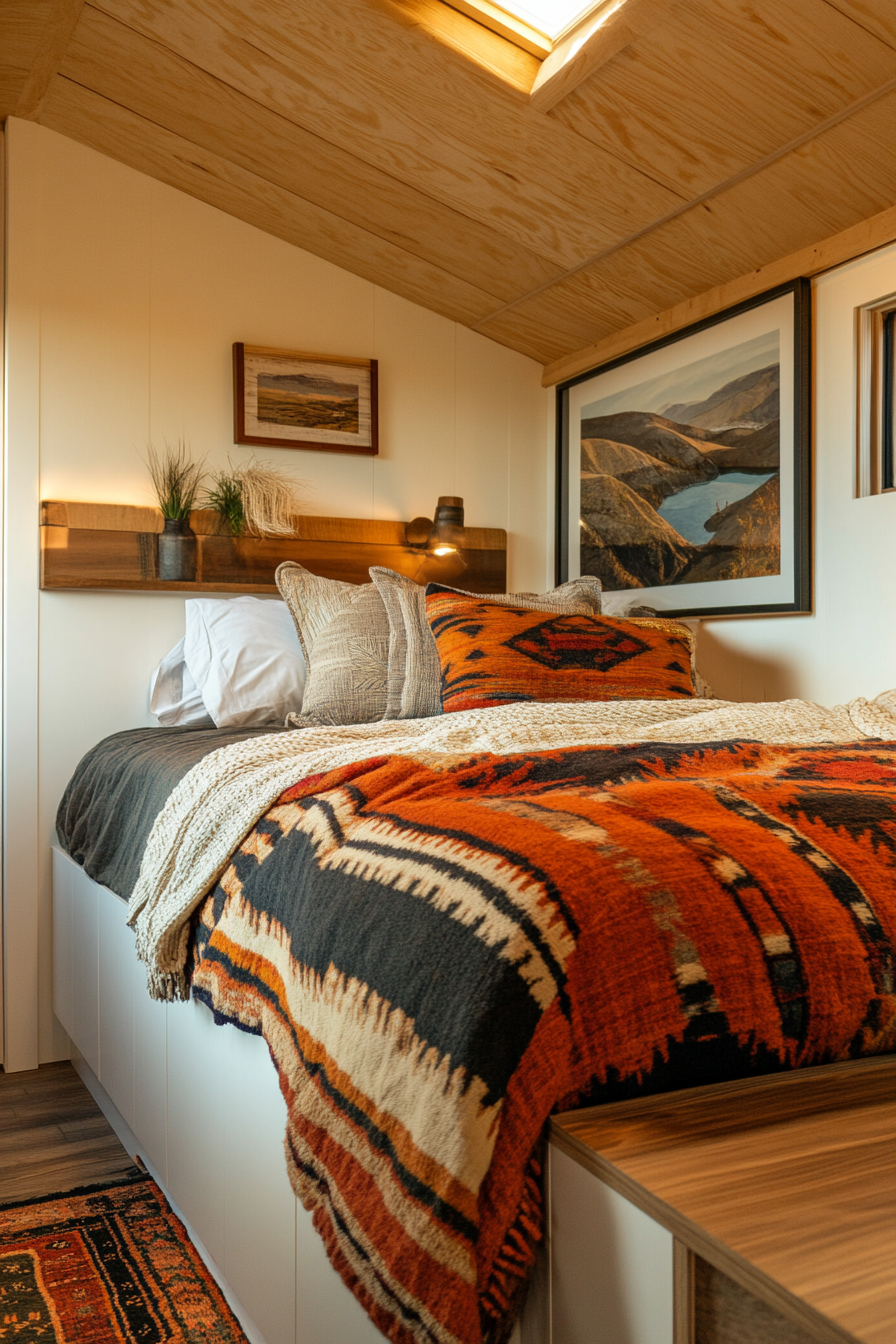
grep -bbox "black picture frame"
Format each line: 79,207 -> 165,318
556,279 -> 812,617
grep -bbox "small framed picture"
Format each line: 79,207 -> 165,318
556,280 -> 811,617
233,343 -> 378,456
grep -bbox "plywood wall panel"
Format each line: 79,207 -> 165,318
821,0 -> 896,49
39,79 -> 505,328
61,6 -> 564,304
551,0 -> 896,197
387,0 -> 540,92
480,90 -> 896,362
0,0 -> 56,116
89,0 -> 684,268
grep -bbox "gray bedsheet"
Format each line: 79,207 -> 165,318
56,725 -> 287,899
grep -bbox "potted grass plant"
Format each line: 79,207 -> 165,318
146,440 -> 205,582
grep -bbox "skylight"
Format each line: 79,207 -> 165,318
449,0 -> 609,49
495,0 -> 601,40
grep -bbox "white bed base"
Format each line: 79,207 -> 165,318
52,845 -> 674,1344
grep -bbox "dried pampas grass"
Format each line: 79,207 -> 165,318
205,458 -> 307,537
237,460 -> 306,535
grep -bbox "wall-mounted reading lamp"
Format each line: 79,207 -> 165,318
405,496 -> 465,555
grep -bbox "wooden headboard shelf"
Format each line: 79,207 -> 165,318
40,502 -> 507,593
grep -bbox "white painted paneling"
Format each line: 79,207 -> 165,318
70,1050 -> 272,1344
69,860 -> 100,1076
131,959 -> 168,1180
695,243 -> 896,705
550,1146 -> 673,1344
371,288 -> 457,520
51,848 -> 74,1041
97,883 -> 137,1131
456,325 -> 516,530
166,993 -> 229,1268
2,117 -> 42,1071
295,1199 -> 384,1344
2,116 -> 548,1067
221,1029 -> 297,1344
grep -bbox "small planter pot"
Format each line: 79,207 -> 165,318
157,518 -> 198,582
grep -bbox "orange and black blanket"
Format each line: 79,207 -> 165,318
189,739 -> 896,1344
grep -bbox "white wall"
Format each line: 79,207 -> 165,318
695,242 -> 896,703
2,118 -> 550,1068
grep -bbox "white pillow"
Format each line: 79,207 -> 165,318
185,596 -> 306,728
151,597 -> 306,729
150,637 -> 214,727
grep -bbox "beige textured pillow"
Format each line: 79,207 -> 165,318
369,569 -> 603,720
276,563 -> 391,727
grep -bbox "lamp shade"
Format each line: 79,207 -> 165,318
428,496 -> 464,555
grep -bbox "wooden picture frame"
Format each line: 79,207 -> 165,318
556,280 -> 812,618
233,343 -> 378,456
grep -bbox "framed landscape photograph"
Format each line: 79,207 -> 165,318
233,343 -> 378,455
556,280 -> 811,617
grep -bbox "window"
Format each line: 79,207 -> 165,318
857,293 -> 896,496
448,0 -> 607,48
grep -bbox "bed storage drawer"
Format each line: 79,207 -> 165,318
550,1145 -> 673,1344
53,846 -> 99,1075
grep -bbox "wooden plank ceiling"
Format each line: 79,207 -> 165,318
2,0 -> 894,366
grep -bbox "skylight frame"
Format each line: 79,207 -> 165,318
447,0 -> 609,50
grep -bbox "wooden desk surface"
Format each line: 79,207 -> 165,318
551,1057 -> 896,1344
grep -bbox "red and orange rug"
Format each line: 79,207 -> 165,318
0,1174 -> 248,1342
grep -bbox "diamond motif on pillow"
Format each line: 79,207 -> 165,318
507,616 -> 650,671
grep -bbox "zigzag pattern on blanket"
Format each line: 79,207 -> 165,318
189,740 -> 896,1344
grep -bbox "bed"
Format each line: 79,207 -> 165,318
53,686 -> 896,1344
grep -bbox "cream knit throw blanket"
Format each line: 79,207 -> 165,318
127,692 -> 896,1000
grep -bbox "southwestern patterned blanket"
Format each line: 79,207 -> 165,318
175,731 -> 896,1344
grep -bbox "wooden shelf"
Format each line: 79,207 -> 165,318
40,501 -> 507,594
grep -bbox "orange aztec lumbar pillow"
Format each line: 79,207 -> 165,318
425,585 -> 697,713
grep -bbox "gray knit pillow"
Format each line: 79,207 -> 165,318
276,563 -> 390,727
369,570 -> 603,720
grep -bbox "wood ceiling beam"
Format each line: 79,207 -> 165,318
542,204 -> 896,385
529,0 -> 673,113
14,0 -> 85,118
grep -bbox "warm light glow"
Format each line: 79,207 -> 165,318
488,0 -> 602,39
432,545 -> 457,556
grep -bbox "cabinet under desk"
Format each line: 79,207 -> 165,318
550,1056 -> 896,1344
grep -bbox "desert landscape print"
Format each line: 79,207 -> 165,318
256,371 -> 360,433
579,330 -> 781,591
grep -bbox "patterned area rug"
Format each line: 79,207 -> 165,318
0,1173 -> 248,1342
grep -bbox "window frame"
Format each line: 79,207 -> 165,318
856,292 -> 896,497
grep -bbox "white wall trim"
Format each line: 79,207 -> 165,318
2,118 -> 41,1071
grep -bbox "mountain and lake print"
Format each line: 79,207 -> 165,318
580,331 -> 782,591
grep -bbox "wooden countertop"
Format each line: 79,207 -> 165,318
551,1057 -> 896,1344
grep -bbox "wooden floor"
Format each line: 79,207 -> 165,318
0,1060 -> 139,1204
